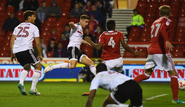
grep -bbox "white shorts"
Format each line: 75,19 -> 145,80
144,53 -> 175,71
103,57 -> 123,73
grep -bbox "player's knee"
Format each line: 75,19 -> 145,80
24,64 -> 31,71
70,65 -> 76,69
168,69 -> 177,76
34,63 -> 42,71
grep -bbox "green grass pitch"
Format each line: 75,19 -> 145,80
0,82 -> 185,107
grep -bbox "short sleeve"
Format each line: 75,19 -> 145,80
90,75 -> 101,91
13,27 -> 17,36
98,33 -> 104,44
119,32 -> 124,39
33,26 -> 40,37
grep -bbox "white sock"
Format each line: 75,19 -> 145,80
51,63 -> 70,69
107,104 -> 128,107
31,70 -> 41,90
19,70 -> 28,86
89,65 -> 96,75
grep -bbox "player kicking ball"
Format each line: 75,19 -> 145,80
44,15 -> 96,76
10,10 -> 43,95
85,20 -> 141,74
134,5 -> 185,104
86,63 -> 143,107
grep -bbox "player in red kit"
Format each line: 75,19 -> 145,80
134,5 -> 185,104
85,20 -> 141,73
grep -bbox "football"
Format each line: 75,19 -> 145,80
179,80 -> 185,91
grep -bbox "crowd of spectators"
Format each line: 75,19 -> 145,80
1,0 -> 113,58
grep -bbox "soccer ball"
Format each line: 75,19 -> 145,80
179,80 -> 185,91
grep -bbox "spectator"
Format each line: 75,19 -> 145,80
23,0 -> 39,11
18,0 -> 24,11
35,17 -> 41,33
47,0 -> 61,19
104,0 -> 113,18
34,38 -> 47,58
1,12 -> 20,33
94,25 -> 103,58
36,1 -> 48,23
70,0 -> 85,11
70,3 -> 82,18
58,33 -> 69,50
87,5 -> 103,25
88,15 -> 99,35
47,38 -> 57,52
96,1 -> 106,30
50,28 -> 59,42
79,2 -> 85,14
6,0 -> 21,13
62,24 -> 70,39
126,9 -> 145,37
84,1 -> 91,14
83,28 -> 94,41
53,43 -> 68,58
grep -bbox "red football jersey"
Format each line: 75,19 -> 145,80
99,31 -> 124,60
148,17 -> 171,54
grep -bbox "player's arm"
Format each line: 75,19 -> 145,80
69,22 -> 76,29
120,38 -> 141,56
86,89 -> 96,107
160,22 -> 173,51
82,40 -> 92,46
35,37 -> 43,62
10,35 -> 16,62
84,36 -> 103,50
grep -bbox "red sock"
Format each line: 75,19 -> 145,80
171,76 -> 178,101
134,73 -> 150,83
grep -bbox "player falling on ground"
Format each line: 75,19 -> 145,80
44,15 -> 96,75
10,10 -> 43,96
134,5 -> 185,104
86,63 -> 143,107
85,20 -> 141,73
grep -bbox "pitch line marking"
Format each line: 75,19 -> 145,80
143,94 -> 168,102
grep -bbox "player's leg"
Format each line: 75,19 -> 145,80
114,57 -> 124,74
44,47 -> 76,73
134,55 -> 155,82
103,94 -> 117,107
80,55 -> 96,75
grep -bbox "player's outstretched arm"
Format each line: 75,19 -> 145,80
86,89 -> 96,107
84,36 -> 103,50
120,38 -> 141,56
35,37 -> 43,62
10,35 -> 16,62
69,22 -> 76,29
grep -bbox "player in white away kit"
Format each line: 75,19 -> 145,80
10,10 -> 43,95
44,15 -> 96,75
86,63 -> 143,107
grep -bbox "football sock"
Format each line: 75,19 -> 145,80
171,75 -> 178,101
31,70 -> 41,90
19,70 -> 28,86
134,73 -> 150,83
51,63 -> 70,69
89,65 -> 96,75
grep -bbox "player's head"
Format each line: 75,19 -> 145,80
79,14 -> 90,28
96,63 -> 107,73
107,20 -> 115,30
159,5 -> 170,17
24,10 -> 36,24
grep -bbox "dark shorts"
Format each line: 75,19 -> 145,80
111,80 -> 142,106
15,49 -> 39,67
67,47 -> 86,62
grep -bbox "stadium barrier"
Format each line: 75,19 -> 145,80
0,58 -> 185,82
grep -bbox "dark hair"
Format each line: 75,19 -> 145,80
133,9 -> 138,12
80,14 -> 90,20
96,63 -> 107,73
159,5 -> 170,16
23,10 -> 36,20
65,24 -> 69,27
107,20 -> 115,30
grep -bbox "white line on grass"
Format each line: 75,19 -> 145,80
143,94 -> 168,102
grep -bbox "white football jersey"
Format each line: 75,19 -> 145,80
67,23 -> 83,49
13,22 -> 39,53
90,71 -> 132,92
